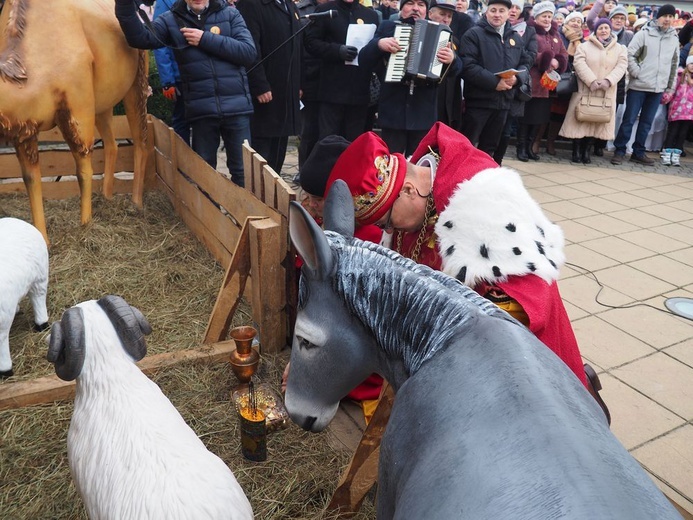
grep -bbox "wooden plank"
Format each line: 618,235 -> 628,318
261,164 -> 278,208
142,119 -> 157,193
242,141 -> 255,193
327,383 -> 395,515
0,147 -> 135,179
0,177 -> 133,198
152,116 -> 173,160
204,216 -> 264,344
274,176 -> 297,220
252,153 -> 266,203
0,340 -> 237,412
35,115 -> 134,142
249,218 -> 285,353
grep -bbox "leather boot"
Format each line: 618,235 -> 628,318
571,139 -> 581,162
494,134 -> 510,165
527,125 -> 540,161
516,124 -> 529,162
593,138 -> 605,157
531,123 -> 546,157
581,137 -> 592,164
546,120 -> 561,155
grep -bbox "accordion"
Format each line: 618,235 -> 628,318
384,19 -> 452,84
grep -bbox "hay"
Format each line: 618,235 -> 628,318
0,191 -> 376,518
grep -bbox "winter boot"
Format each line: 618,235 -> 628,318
494,134 -> 510,165
527,124 -> 540,161
545,120 -> 562,155
516,124 -> 529,162
593,138 -> 606,157
571,140 -> 581,163
660,148 -> 672,166
671,149 -> 682,167
581,137 -> 592,164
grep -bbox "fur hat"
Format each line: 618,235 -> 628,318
325,133 -> 408,226
300,136 -> 351,197
564,10 -> 584,23
656,4 -> 676,18
532,0 -> 555,18
594,17 -> 612,31
608,5 -> 628,19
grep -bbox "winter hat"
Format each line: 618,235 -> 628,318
632,17 -> 647,30
430,0 -> 456,11
565,0 -> 575,6
564,11 -> 584,23
400,0 -> 430,9
554,11 -> 566,21
687,55 -> 693,66
510,0 -> 524,9
594,17 -> 612,31
532,0 -> 555,18
608,5 -> 627,19
487,0 -> 513,8
325,132 -> 408,226
656,4 -> 676,18
300,136 -> 351,197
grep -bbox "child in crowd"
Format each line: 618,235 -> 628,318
661,55 -> 693,166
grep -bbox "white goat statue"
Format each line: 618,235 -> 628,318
0,217 -> 49,378
47,295 -> 253,520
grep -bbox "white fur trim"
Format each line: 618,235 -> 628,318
435,167 -> 565,287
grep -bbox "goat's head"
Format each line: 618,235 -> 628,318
47,295 -> 152,381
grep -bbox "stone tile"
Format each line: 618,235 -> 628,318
572,195 -> 629,213
628,174 -> 682,188
541,200 -> 598,219
652,223 -> 693,246
573,214 -> 640,235
558,274 -> 633,314
639,204 -> 692,223
564,243 -> 620,272
630,187 -> 685,204
612,353 -> 693,418
564,300 -> 590,322
536,185 -> 595,201
681,220 -> 693,230
666,248 -> 693,268
629,256 -> 693,287
573,316 -> 657,369
581,236 -> 656,263
654,183 -> 693,199
632,425 -> 693,506
593,264 -> 676,301
559,262 -> 584,279
594,177 -> 642,192
600,374 -> 684,451
608,208 -> 671,229
667,198 -> 693,213
568,181 -> 619,196
601,191 -> 659,208
618,229 -> 689,254
664,338 -> 693,369
559,220 -> 607,244
599,305 -> 693,350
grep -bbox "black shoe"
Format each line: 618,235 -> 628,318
594,146 -> 604,157
581,145 -> 592,164
630,153 -> 655,165
611,153 -> 624,165
527,148 -> 540,161
571,141 -> 581,163
516,146 -> 529,162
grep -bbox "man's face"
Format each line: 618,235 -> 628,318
429,6 -> 454,25
185,0 -> 210,13
456,0 -> 468,12
486,4 -> 510,27
657,13 -> 674,29
610,13 -> 626,30
400,0 -> 428,20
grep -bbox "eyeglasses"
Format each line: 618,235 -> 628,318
376,205 -> 394,231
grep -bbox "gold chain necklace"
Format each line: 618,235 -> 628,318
395,195 -> 437,263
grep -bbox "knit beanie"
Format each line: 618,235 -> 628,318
594,17 -> 612,31
608,5 -> 628,19
300,135 -> 351,197
565,11 -> 584,23
532,0 -> 555,18
656,4 -> 676,18
687,55 -> 693,66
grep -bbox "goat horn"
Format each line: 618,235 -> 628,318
97,295 -> 149,362
47,307 -> 86,381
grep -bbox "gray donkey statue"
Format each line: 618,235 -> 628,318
284,180 -> 682,520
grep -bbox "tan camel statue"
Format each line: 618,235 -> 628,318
0,0 -> 149,243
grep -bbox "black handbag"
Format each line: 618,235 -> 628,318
555,71 -> 578,98
515,69 -> 532,102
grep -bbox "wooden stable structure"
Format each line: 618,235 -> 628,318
0,114 -> 297,411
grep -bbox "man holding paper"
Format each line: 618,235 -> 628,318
304,0 -> 378,141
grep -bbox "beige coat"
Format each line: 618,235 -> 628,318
559,35 -> 628,140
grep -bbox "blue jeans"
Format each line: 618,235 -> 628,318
613,90 -> 663,157
190,115 -> 251,187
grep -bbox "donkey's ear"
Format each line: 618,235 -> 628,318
323,180 -> 355,239
289,201 -> 334,279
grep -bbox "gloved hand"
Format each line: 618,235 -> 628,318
590,80 -> 600,92
339,45 -> 358,62
162,86 -> 177,101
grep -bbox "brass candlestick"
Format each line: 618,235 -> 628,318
229,325 -> 260,384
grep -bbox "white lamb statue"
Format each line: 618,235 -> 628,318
47,295 -> 253,520
0,217 -> 49,378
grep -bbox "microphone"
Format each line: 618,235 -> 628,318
300,10 -> 338,20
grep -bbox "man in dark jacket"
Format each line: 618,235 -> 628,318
115,0 -> 256,186
236,0 -> 302,175
459,0 -> 531,158
304,0 -> 379,141
359,0 -> 462,155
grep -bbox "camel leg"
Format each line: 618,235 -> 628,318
95,110 -> 117,199
14,137 -> 49,244
122,50 -> 149,208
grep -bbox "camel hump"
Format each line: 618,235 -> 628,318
0,0 -> 29,84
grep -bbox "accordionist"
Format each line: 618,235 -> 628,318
357,0 -> 463,156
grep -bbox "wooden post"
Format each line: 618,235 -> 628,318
249,218 -> 285,353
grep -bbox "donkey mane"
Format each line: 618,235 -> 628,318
0,0 -> 28,84
299,232 -> 517,376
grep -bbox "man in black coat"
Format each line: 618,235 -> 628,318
304,0 -> 379,141
236,0 -> 302,174
459,0 -> 531,158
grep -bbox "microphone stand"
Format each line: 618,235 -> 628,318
247,18 -> 316,74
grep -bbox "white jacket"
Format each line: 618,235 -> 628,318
626,22 -> 678,93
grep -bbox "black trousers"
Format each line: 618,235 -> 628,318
460,106 -> 509,158
252,136 -> 289,175
664,120 -> 692,150
380,128 -> 428,157
298,99 -> 320,169
318,102 -> 368,141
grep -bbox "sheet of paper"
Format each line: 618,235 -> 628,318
345,23 -> 377,66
